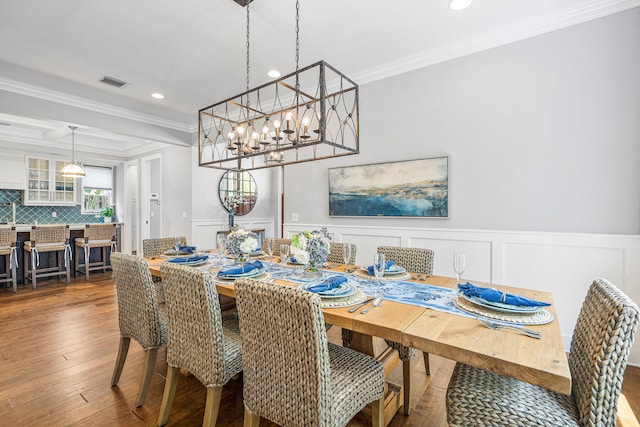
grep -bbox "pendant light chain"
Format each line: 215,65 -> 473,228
295,0 -> 300,91
245,4 -> 250,92
69,125 -> 77,163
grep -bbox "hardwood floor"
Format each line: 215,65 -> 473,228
0,274 -> 638,426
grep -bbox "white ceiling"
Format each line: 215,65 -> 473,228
0,0 -> 638,158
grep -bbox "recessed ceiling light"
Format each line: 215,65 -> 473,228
450,0 -> 472,11
151,93 -> 165,99
267,70 -> 281,78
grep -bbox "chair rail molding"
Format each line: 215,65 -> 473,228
284,223 -> 640,366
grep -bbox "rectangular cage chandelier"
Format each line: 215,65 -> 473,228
198,60 -> 359,171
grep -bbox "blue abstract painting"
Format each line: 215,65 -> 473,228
328,157 -> 448,217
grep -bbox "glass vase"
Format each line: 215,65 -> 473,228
304,261 -> 323,279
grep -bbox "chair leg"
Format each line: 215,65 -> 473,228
135,348 -> 158,407
86,247 -> 91,280
74,244 -> 79,279
102,246 -> 108,274
11,256 -> 17,293
402,359 -> 411,415
64,250 -> 70,284
111,336 -> 131,386
23,250 -> 29,288
243,405 -> 260,427
157,366 -> 180,426
203,386 -> 223,427
30,252 -> 36,290
371,396 -> 385,427
423,352 -> 430,375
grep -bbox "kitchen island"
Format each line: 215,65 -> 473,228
1,223 -> 122,288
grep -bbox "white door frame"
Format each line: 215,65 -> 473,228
141,153 -> 162,242
122,159 -> 140,254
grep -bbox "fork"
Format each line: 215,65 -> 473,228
478,318 -> 542,339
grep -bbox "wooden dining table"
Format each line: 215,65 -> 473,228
146,256 -> 571,409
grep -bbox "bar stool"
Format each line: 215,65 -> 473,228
0,226 -> 18,292
23,225 -> 71,289
74,223 -> 117,280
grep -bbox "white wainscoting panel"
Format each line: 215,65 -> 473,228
284,223 -> 640,366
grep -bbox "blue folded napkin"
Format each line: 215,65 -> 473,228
367,260 -> 395,276
307,276 -> 348,293
217,260 -> 263,277
458,282 -> 551,307
167,254 -> 209,263
178,245 -> 197,254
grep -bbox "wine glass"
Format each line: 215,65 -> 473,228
342,243 -> 352,273
266,238 -> 275,264
373,252 -> 386,305
173,236 -> 181,254
216,234 -> 227,266
280,244 -> 290,265
453,251 -> 466,285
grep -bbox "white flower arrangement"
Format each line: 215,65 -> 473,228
290,227 -> 331,266
227,228 -> 259,256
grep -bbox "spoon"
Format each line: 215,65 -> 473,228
372,297 -> 382,307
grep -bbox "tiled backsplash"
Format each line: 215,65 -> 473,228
0,189 -> 110,224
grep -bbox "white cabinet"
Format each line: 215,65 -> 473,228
0,154 -> 28,190
23,157 -> 77,206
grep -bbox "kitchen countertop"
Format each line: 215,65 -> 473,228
7,223 -> 123,232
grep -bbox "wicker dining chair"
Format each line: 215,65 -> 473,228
235,278 -> 385,427
261,237 -> 292,257
157,263 -> 243,427
446,278 -> 639,427
0,226 -> 18,292
74,223 -> 117,280
342,245 -> 434,415
141,236 -> 186,304
23,225 -> 71,289
110,252 -> 167,408
142,236 -> 187,257
327,242 -> 357,264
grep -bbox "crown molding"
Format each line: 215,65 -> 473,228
0,77 -> 194,134
353,0 -> 640,85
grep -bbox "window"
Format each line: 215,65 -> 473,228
81,165 -> 113,214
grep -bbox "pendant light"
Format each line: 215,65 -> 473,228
61,125 -> 85,177
198,0 -> 359,171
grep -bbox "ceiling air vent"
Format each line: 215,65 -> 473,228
98,75 -> 128,88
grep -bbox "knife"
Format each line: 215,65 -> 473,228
348,298 -> 374,313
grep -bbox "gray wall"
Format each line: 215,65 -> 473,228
284,8 -> 640,235
191,146 -> 279,223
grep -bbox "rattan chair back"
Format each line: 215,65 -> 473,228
142,236 -> 187,257
160,263 -> 242,386
327,242 -> 357,264
0,226 -> 17,248
235,278 -> 334,424
376,246 -> 434,276
110,252 -> 166,350
81,223 -> 116,244
261,237 -> 292,256
568,278 -> 639,426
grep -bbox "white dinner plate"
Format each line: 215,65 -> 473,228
359,265 -> 407,276
461,294 -> 543,314
299,281 -> 356,299
217,268 -> 264,279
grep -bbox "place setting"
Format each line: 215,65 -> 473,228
298,275 -> 368,308
454,281 -> 554,325
213,260 -> 271,285
353,259 -> 411,281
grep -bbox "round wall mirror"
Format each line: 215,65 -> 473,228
218,170 -> 258,216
